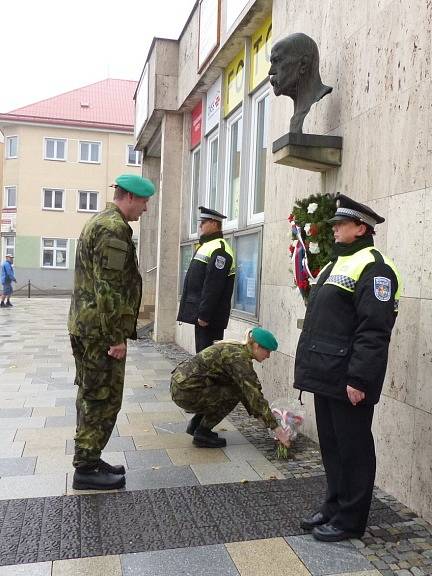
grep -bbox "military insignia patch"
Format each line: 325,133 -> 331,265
374,276 -> 391,301
215,255 -> 226,269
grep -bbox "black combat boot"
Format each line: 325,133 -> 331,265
72,467 -> 125,490
193,426 -> 227,448
0,302 -> 5,308
98,459 -> 126,475
186,414 -> 204,435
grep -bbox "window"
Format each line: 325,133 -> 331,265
43,188 -> 64,210
127,145 -> 142,166
179,243 -> 194,296
78,191 -> 98,212
6,136 -> 18,158
233,231 -> 261,317
4,236 -> 15,258
189,147 -> 201,235
225,111 -> 242,224
4,186 -> 16,208
249,90 -> 269,221
206,132 -> 219,209
45,138 -> 66,160
80,141 -> 101,163
42,238 -> 68,268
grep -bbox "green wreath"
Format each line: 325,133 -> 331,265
289,193 -> 335,299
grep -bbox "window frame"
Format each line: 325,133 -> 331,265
126,145 -> 142,166
3,236 -> 15,259
230,227 -> 262,321
189,145 -> 201,239
44,138 -> 67,161
248,86 -> 270,225
178,241 -> 196,298
40,237 -> 69,269
4,186 -> 17,209
77,190 -> 99,213
5,135 -> 18,159
42,188 -> 65,211
79,140 -> 102,164
205,129 -> 219,210
223,107 -> 243,230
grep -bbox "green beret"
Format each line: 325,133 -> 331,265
251,327 -> 278,351
115,174 -> 155,197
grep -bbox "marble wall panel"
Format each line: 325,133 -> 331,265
414,299 -> 432,415
409,408 -> 432,523
421,188 -> 432,299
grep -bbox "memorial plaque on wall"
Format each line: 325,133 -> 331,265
198,0 -> 220,72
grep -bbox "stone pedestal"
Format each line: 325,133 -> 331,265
272,133 -> 343,172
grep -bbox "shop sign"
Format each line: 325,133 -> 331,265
224,49 -> 245,116
250,17 -> 272,91
191,101 -> 203,149
205,76 -> 222,134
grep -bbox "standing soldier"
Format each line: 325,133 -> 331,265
171,327 -> 290,448
177,206 -> 235,353
295,194 -> 402,541
68,174 -> 155,490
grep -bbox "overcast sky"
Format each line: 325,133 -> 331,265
1,0 -> 196,113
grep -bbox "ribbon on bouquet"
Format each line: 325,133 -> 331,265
290,218 -> 315,291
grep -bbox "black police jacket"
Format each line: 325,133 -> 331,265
177,232 -> 235,329
294,238 -> 400,405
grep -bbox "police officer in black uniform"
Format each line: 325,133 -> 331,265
295,194 -> 401,542
177,206 -> 235,353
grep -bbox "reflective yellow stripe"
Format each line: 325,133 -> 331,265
193,238 -> 236,275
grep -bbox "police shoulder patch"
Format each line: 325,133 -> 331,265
374,276 -> 391,301
215,255 -> 226,269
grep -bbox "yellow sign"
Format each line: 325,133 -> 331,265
250,17 -> 272,91
224,49 -> 245,116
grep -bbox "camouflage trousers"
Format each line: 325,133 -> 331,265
170,370 -> 240,429
70,335 -> 126,469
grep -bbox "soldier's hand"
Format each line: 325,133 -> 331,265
347,385 -> 365,406
197,318 -> 209,327
108,342 -> 127,360
274,426 -> 291,447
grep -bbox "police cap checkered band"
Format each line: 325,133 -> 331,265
331,207 -> 377,227
327,194 -> 385,227
198,206 -> 227,221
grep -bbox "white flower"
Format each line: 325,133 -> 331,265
309,242 -> 320,254
307,202 -> 318,214
304,223 -> 311,236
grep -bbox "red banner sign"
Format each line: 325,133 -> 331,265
191,101 -> 203,149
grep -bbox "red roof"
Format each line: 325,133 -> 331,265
0,79 -> 137,132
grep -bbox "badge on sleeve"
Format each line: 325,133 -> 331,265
374,277 -> 391,301
215,255 -> 226,269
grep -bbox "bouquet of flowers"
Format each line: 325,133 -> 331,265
270,398 -> 305,459
288,193 -> 335,304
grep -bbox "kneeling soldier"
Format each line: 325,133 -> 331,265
170,327 -> 289,448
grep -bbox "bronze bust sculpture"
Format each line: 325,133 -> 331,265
269,33 -> 332,134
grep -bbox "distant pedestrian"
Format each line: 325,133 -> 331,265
1,255 -> 17,308
68,174 -> 155,491
177,206 -> 235,353
171,327 -> 290,449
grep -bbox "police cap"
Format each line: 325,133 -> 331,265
327,194 -> 384,228
198,206 -> 227,222
251,327 -> 278,351
114,174 -> 156,198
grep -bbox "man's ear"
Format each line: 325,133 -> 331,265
298,54 -> 311,75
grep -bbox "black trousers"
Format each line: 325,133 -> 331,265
314,395 -> 375,534
195,324 -> 224,353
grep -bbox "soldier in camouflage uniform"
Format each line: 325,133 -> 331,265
68,173 -> 155,490
171,327 -> 290,448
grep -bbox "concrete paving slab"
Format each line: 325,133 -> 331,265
326,573 -> 382,576
167,447 -> 229,466
0,456 -> 36,477
0,442 -> 24,458
52,555 -> 122,575
23,440 -> 66,456
133,433 -> 195,450
0,562 -> 52,575
0,431 -> 17,443
124,465 -> 199,490
124,449 -> 171,469
35,453 -> 75,474
33,407 -> 66,417
0,417 -> 45,429
0,473 -> 66,499
121,545 -> 240,575
191,461 -> 261,484
248,458 -> 286,480
116,422 -> 156,436
139,401 -> 181,412
226,538 -> 311,576
128,411 -> 186,424
0,408 -> 32,418
16,426 -> 75,441
286,535 -> 373,575
65,436 -> 135,454
45,415 -> 77,427
222,442 -> 263,461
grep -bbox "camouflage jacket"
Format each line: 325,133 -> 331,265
68,203 -> 142,343
174,342 -> 278,429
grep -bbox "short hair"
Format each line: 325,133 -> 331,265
352,219 -> 376,236
113,185 -> 129,200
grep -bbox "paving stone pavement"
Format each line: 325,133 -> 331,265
0,299 -> 431,575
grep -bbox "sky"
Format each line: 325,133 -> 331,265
0,0 -> 197,113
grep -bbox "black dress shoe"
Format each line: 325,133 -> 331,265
300,511 -> 329,531
193,426 -> 227,448
312,522 -> 363,542
98,459 -> 126,475
72,468 -> 125,490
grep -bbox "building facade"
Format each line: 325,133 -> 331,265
0,79 -> 142,292
135,0 -> 432,522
